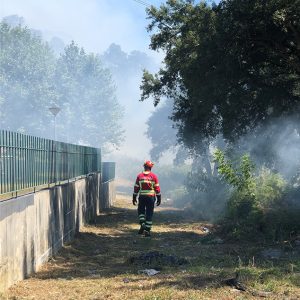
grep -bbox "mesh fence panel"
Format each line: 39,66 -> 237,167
0,130 -> 101,194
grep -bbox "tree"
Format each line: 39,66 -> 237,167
146,98 -> 189,162
54,42 -> 124,149
100,43 -> 155,114
101,43 -> 154,81
141,0 -> 300,151
49,36 -> 65,56
0,22 -> 55,136
0,21 -> 124,150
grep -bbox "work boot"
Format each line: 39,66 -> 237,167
138,225 -> 144,235
144,230 -> 151,237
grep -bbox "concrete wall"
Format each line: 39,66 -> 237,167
0,172 -> 109,293
100,180 -> 116,210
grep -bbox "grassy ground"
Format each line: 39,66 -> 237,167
4,195 -> 300,300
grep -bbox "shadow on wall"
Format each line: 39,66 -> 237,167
0,173 -> 103,292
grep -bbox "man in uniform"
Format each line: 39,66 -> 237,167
132,160 -> 161,237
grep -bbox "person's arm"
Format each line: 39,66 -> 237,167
154,175 -> 161,206
133,176 -> 140,205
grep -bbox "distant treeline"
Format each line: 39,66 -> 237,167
0,20 -> 123,150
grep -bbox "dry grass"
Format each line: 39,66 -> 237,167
3,195 -> 300,300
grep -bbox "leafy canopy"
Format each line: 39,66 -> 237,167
141,0 -> 300,150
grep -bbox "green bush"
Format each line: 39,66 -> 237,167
255,168 -> 286,209
214,149 -> 298,240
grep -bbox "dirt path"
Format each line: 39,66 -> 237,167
5,195 -> 300,300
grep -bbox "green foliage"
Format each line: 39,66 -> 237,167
0,22 -> 124,150
141,0 -> 300,151
0,22 -> 55,134
255,168 -> 286,208
214,149 -> 258,231
214,149 -> 255,193
213,149 -> 296,239
54,41 -> 124,149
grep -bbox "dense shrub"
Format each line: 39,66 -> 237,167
214,149 -> 300,240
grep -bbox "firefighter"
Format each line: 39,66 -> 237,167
132,160 -> 161,237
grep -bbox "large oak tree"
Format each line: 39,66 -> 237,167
141,0 -> 300,152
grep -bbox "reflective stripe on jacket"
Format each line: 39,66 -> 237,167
133,171 -> 161,197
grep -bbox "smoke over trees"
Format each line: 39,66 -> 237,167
54,42 -> 124,148
0,22 -> 55,135
142,0 -> 300,238
0,20 -> 124,150
141,0 -> 300,147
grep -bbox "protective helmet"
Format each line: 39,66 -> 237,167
144,160 -> 154,168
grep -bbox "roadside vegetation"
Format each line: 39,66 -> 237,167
143,0 -> 300,241
214,149 -> 300,241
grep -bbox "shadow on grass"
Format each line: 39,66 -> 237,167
33,227 -> 205,281
96,204 -> 210,229
31,204 -> 300,293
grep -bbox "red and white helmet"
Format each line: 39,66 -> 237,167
144,160 -> 154,168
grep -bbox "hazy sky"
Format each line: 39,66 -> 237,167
0,0 -> 164,56
0,0 -> 217,162
0,0 -> 169,160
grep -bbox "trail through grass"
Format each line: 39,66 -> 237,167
4,195 -> 300,300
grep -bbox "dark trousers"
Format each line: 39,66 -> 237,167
138,195 -> 155,232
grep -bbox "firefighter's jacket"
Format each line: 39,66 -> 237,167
133,171 -> 161,197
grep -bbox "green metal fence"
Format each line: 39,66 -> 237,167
0,130 -> 101,195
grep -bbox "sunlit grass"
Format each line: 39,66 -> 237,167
5,194 -> 300,300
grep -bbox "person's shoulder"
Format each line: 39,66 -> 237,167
150,172 -> 158,178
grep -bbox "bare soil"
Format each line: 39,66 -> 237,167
4,195 -> 300,300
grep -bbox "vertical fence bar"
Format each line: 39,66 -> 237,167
15,132 -> 18,192
22,133 -> 25,190
10,131 -> 13,193
24,134 -> 27,189
6,131 -> 9,193
29,135 -> 32,188
4,131 -> 7,193
4,131 -> 8,193
0,132 -> 3,194
12,131 -> 16,193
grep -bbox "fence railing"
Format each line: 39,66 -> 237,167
0,130 -> 101,195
